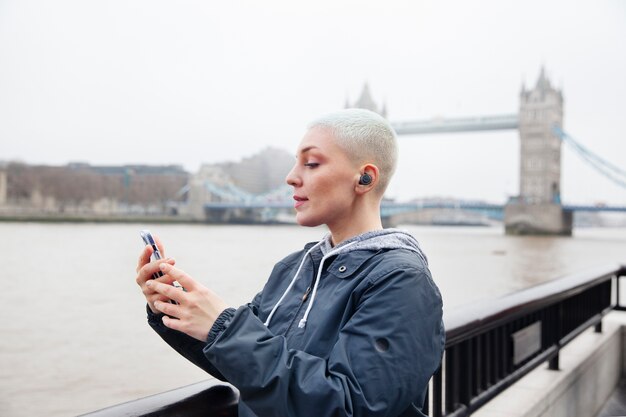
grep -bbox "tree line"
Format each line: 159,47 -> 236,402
4,162 -> 188,208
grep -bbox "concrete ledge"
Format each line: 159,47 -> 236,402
474,311 -> 626,417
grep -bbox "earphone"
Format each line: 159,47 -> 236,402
359,173 -> 372,185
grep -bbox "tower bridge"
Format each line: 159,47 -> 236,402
391,67 -> 571,235
181,67 -> 625,233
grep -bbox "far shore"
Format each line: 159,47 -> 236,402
0,213 -> 302,225
0,213 -> 199,224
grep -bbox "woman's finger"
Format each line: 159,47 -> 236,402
153,299 -> 182,319
161,315 -> 184,332
136,258 -> 175,285
136,245 -> 152,273
158,264 -> 196,291
146,279 -> 186,304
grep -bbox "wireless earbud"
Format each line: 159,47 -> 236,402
359,173 -> 373,185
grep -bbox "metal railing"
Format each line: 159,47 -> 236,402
427,262 -> 625,417
80,379 -> 239,417
82,263 -> 626,417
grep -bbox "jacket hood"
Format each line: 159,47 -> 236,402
321,228 -> 428,266
264,229 -> 429,329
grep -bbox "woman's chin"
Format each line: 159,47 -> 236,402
295,213 -> 323,228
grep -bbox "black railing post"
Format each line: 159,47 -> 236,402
459,340 -> 472,409
548,301 -> 563,371
595,321 -> 603,333
433,366 -> 443,417
548,353 -> 559,371
617,275 -> 622,309
445,346 -> 457,413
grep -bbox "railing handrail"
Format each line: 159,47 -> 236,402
78,378 -> 239,417
444,263 -> 625,345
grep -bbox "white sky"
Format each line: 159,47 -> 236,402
1,0 -> 625,205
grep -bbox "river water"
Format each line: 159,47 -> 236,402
1,222 -> 625,416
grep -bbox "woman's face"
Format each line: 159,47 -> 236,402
285,127 -> 360,229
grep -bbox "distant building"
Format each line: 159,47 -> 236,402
182,147 -> 294,220
345,82 -> 387,117
217,147 -> 294,194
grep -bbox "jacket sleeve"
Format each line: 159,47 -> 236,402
146,291 -> 265,382
203,266 -> 445,417
147,305 -> 228,381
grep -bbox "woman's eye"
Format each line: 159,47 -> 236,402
304,162 -> 319,168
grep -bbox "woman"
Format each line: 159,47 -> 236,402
136,108 -> 444,417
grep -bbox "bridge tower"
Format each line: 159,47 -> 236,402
346,82 -> 387,117
504,67 -> 573,235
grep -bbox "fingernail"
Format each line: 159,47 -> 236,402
153,301 -> 160,309
160,263 -> 170,271
146,280 -> 153,287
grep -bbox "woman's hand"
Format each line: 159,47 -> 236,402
146,263 -> 229,342
135,235 -> 176,314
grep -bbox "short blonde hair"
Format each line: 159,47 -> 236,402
308,108 -> 398,194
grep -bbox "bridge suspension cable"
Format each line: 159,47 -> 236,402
553,126 -> 626,190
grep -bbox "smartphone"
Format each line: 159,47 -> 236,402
140,230 -> 164,279
140,230 -> 180,304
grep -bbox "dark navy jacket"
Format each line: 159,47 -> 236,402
149,230 -> 444,417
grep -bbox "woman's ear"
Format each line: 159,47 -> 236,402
355,164 -> 379,194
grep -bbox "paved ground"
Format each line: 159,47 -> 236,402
598,378 -> 626,417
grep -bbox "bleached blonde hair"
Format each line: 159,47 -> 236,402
308,108 -> 398,194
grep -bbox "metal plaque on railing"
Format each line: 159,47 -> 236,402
512,321 -> 542,365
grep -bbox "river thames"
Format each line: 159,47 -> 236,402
1,222 -> 625,417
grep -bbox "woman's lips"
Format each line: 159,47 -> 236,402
293,196 -> 308,208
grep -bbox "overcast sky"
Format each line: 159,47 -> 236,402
1,0 -> 625,205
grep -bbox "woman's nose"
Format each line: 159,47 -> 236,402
285,165 -> 301,187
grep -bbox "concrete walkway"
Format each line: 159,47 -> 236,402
597,378 -> 626,417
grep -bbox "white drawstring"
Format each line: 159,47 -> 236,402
263,241 -> 324,327
298,241 -> 357,329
